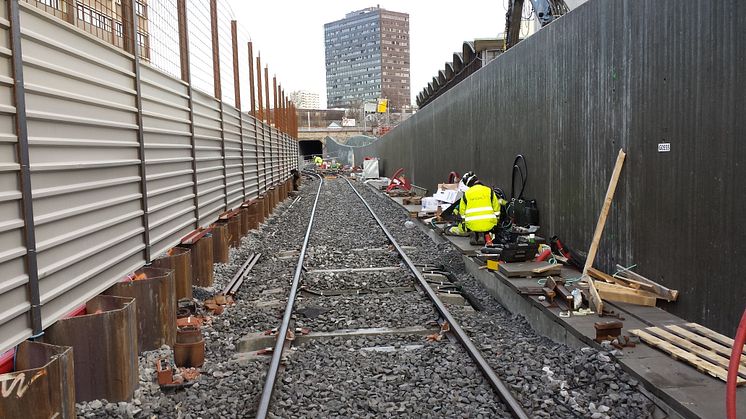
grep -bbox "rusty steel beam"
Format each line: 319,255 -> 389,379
256,54 -> 264,121
264,66 -> 271,126
231,20 -> 241,110
151,247 -> 192,300
211,222 -> 230,263
105,268 -> 177,353
177,0 -> 189,83
248,42 -> 256,116
210,0 -> 221,100
44,295 -> 139,403
276,84 -> 282,132
0,341 -> 75,418
185,234 -> 214,287
121,0 -> 135,54
272,76 -> 278,128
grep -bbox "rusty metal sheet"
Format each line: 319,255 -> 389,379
239,206 -> 250,236
227,215 -> 241,248
182,235 -> 214,287
0,340 -> 75,419
255,199 -> 265,224
104,267 -> 177,353
150,247 -> 193,301
210,222 -> 230,263
44,295 -> 138,402
260,195 -> 269,219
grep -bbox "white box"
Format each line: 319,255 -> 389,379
421,197 -> 439,212
433,189 -> 459,204
362,159 -> 379,179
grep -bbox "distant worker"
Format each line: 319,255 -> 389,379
449,172 -> 501,245
314,155 -> 323,166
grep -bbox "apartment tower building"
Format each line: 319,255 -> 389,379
324,6 -> 410,111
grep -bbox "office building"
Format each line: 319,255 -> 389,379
289,90 -> 321,110
324,6 -> 410,111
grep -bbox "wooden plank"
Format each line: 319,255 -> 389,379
499,261 -> 561,277
611,273 -> 658,292
630,329 -> 745,385
646,327 -> 746,378
615,264 -> 679,301
586,279 -> 604,313
582,148 -> 626,277
580,148 -> 625,315
588,266 -> 625,284
685,323 -> 746,357
666,325 -> 746,367
595,281 -> 657,306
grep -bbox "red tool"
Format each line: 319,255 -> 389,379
386,168 -> 412,192
535,248 -> 552,262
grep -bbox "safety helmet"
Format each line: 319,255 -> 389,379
461,172 -> 478,188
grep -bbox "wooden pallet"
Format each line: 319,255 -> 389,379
630,323 -> 746,385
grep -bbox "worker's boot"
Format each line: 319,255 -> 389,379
446,225 -> 469,237
469,232 -> 485,246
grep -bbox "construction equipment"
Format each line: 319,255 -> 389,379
504,0 -> 570,50
386,168 -> 412,193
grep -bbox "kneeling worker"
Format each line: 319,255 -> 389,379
449,172 -> 501,245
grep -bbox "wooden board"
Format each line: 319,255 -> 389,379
586,277 -> 604,314
499,261 -> 561,277
664,325 -> 746,367
645,327 -> 746,378
594,281 -> 657,306
615,264 -> 679,301
587,267 -> 618,284
685,323 -> 746,357
582,148 -> 626,277
630,329 -> 745,385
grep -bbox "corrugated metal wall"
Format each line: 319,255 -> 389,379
356,0 -> 746,335
0,2 -> 299,353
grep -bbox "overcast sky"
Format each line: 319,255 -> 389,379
229,0 -> 530,108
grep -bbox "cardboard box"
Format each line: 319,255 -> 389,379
437,183 -> 459,191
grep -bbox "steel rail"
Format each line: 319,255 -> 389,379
222,253 -> 261,296
255,172 -> 324,419
343,177 -> 529,419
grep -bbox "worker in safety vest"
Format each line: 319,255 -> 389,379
449,172 -> 501,245
314,156 -> 323,166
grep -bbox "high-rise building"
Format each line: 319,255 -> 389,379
324,6 -> 410,111
289,90 -> 321,110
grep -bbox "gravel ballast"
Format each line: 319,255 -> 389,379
75,176 -> 656,419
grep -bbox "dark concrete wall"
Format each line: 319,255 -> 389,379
356,0 -> 746,335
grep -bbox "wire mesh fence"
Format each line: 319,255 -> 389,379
22,0 -> 297,136
216,0 -> 235,105
147,0 -> 180,77
187,0 -> 213,95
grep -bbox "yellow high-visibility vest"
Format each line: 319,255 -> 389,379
456,184 -> 500,232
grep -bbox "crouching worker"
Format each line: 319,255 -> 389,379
448,172 -> 501,245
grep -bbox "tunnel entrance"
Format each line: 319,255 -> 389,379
299,140 -> 323,158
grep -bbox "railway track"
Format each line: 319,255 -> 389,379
73,171 -> 656,418
255,175 -> 528,419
